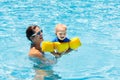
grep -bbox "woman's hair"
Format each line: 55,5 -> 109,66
26,25 -> 39,41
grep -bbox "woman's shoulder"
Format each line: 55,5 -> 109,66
29,47 -> 43,58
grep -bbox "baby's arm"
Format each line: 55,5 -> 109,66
51,51 -> 61,58
64,48 -> 73,54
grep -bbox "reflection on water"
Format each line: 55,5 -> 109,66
29,54 -> 61,80
33,67 -> 61,80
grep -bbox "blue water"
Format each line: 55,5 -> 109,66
0,0 -> 120,80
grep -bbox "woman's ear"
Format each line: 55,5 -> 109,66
30,37 -> 34,42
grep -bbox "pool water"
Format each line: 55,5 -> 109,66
0,0 -> 120,80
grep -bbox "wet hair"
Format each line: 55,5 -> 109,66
26,25 -> 39,41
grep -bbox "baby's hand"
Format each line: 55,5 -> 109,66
74,48 -> 78,51
51,50 -> 62,58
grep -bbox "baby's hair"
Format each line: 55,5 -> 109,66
55,24 -> 67,32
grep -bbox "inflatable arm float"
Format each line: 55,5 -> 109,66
41,37 -> 82,53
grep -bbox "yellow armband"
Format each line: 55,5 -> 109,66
41,41 -> 54,52
54,42 -> 69,53
41,37 -> 82,52
69,37 -> 82,49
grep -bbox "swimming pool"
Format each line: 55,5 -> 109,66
0,0 -> 120,80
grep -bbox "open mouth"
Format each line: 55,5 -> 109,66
39,36 -> 43,39
40,37 -> 43,39
61,37 -> 64,39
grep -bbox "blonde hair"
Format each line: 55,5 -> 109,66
55,24 -> 67,32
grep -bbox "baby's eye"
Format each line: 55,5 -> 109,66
59,33 -> 62,35
63,33 -> 66,35
60,33 -> 66,35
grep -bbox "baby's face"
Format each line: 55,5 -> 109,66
56,31 -> 66,40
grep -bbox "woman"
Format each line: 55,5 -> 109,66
26,24 -> 60,60
26,25 -> 46,61
26,25 -> 59,80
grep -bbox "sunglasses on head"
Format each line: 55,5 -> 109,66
31,30 -> 43,37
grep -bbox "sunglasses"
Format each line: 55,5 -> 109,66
31,30 -> 43,37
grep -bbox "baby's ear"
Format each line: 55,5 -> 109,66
55,32 -> 57,35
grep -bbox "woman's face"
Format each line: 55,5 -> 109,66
30,27 -> 43,43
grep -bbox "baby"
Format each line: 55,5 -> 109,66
52,24 -> 70,42
51,24 -> 72,58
